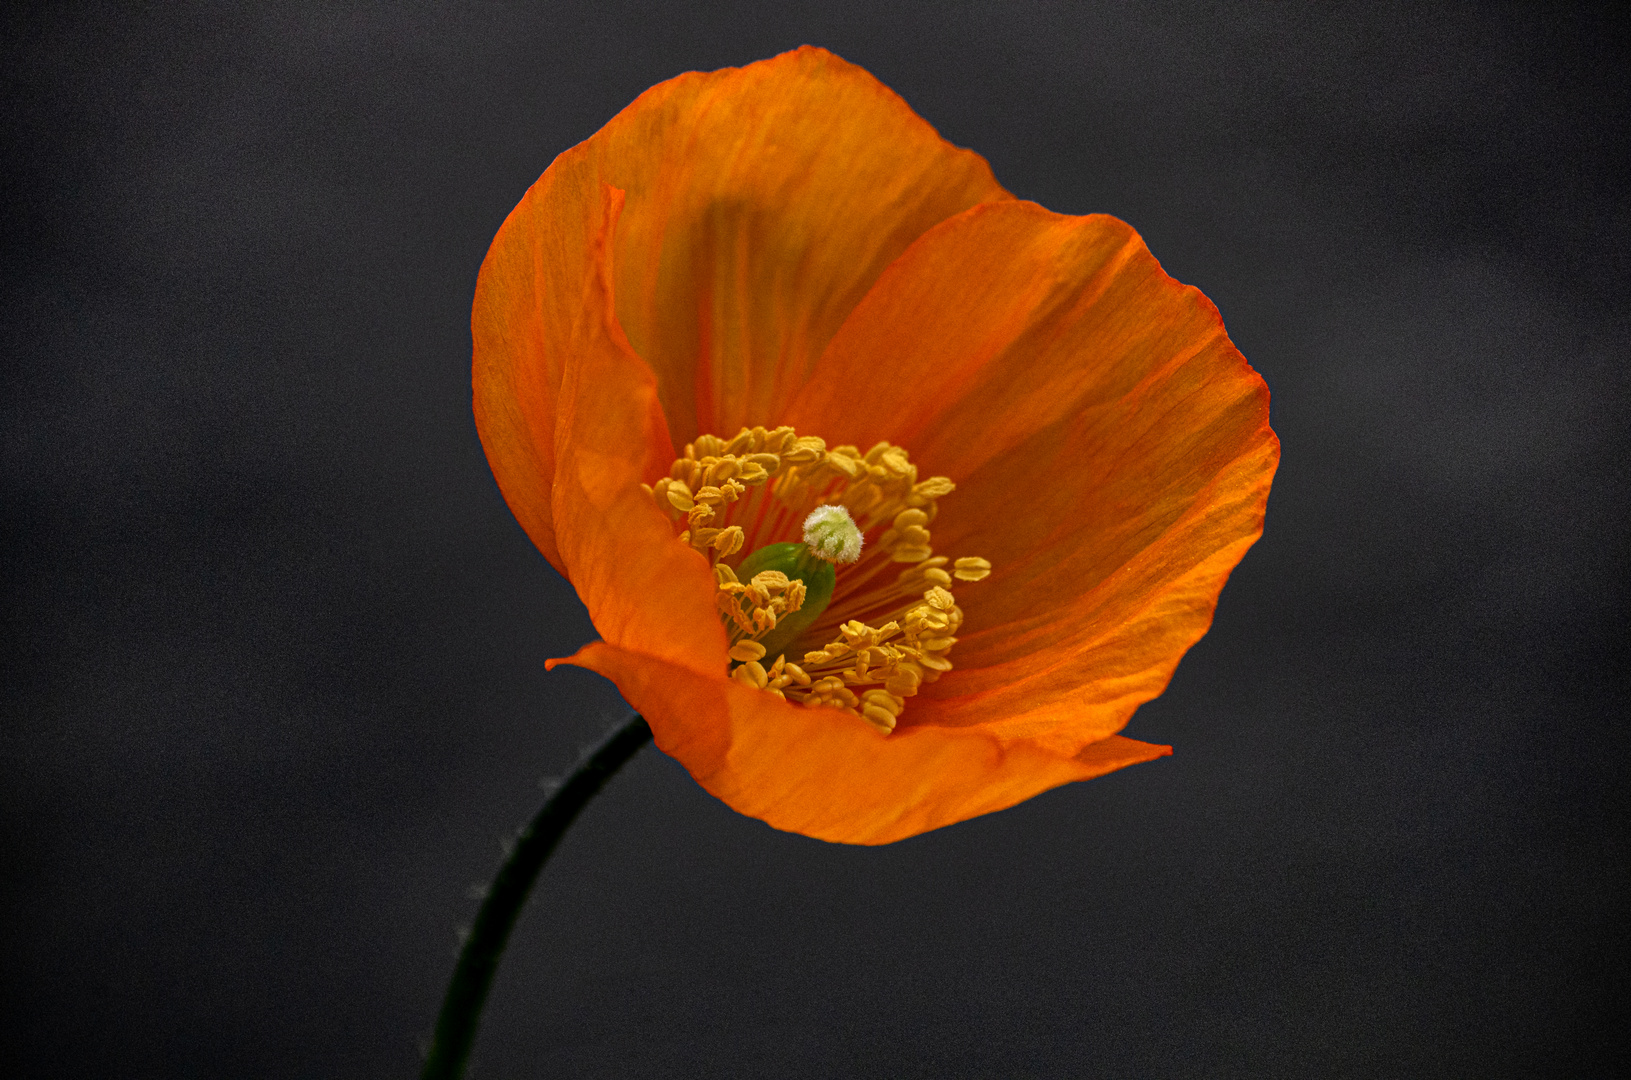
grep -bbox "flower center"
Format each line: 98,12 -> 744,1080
646,425 -> 991,735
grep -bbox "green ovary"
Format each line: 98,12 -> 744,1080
734,541 -> 835,662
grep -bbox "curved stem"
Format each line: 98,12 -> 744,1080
421,713 -> 653,1080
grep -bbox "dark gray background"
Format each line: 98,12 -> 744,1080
4,2 -> 1627,1077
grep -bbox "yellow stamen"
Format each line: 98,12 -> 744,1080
649,424 -> 991,734
729,640 -> 767,662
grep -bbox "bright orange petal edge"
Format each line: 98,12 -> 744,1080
474,47 -> 1278,845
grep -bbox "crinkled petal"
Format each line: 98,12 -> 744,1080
552,641 -> 1171,845
471,139 -> 610,571
475,45 -> 1005,571
597,46 -> 1008,443
545,187 -> 726,681
787,200 -> 1279,754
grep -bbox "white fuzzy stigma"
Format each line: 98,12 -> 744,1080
802,505 -> 864,564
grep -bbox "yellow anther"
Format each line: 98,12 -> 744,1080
713,526 -> 744,557
885,673 -> 921,697
953,556 -> 992,582
705,459 -> 738,486
895,557 -> 948,587
782,436 -> 826,464
763,427 -> 796,454
751,570 -> 790,591
925,586 -> 956,611
860,689 -> 905,716
861,705 -> 897,733
731,660 -> 769,689
880,448 -> 913,476
729,640 -> 767,662
824,450 -> 863,479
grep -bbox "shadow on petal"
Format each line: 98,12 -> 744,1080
555,641 -> 1171,845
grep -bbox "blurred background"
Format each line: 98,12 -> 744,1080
3,2 -> 1626,1076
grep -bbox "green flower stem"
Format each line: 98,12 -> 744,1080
421,713 -> 653,1080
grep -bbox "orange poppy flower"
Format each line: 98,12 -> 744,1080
472,47 -> 1278,845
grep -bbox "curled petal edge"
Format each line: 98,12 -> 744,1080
549,641 -> 1171,845
546,185 -> 728,681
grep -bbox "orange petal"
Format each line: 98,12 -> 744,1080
476,46 -> 1004,569
787,200 -> 1278,754
471,136 -> 615,572
544,187 -> 726,682
592,46 -> 1007,443
555,641 -> 1171,845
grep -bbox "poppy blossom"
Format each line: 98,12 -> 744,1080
473,47 -> 1278,844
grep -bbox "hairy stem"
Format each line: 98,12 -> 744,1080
421,713 -> 653,1080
